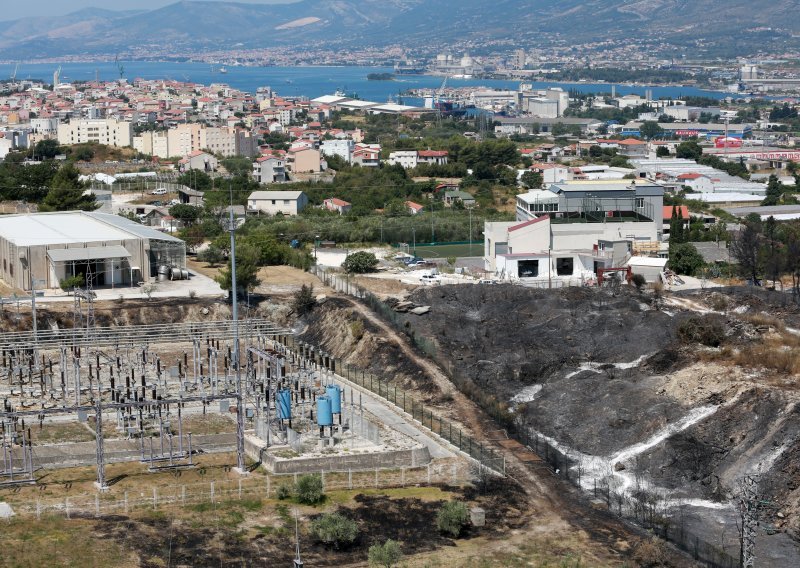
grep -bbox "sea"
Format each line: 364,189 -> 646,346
0,61 -> 738,106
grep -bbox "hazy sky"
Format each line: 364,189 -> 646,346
1,0 -> 296,20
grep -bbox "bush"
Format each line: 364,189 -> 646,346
295,474 -> 324,504
311,512 -> 358,548
368,539 -> 403,567
678,315 -> 726,347
349,319 -> 365,341
342,251 -> 379,274
59,274 -> 84,292
275,483 -> 293,500
436,500 -> 469,537
291,284 -> 317,316
631,273 -> 646,290
668,242 -> 705,276
632,537 -> 670,567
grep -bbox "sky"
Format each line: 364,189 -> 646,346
1,0 -> 295,20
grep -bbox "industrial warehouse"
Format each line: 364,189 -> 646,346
0,211 -> 186,291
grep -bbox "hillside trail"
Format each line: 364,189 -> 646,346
334,294 -> 682,563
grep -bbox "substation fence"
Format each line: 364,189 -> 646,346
308,267 -> 504,475
0,319 -> 289,350
11,462 -> 472,519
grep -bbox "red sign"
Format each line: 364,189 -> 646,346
715,137 -> 742,148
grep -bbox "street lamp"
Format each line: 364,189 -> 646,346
314,235 -> 320,261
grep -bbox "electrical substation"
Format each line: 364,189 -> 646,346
0,289 -> 429,490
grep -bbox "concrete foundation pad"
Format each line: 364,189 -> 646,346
231,467 -> 251,476
0,502 -> 15,518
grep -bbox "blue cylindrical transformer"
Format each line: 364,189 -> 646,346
326,385 -> 342,414
316,396 -> 333,426
277,388 -> 292,420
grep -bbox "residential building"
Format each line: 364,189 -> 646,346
417,150 -> 449,166
406,201 -> 425,215
320,139 -> 354,163
387,150 -> 418,169
57,118 -> 132,147
167,123 -> 203,157
286,147 -> 322,173
247,190 -> 308,216
323,198 -> 352,215
352,144 -> 381,167
252,155 -> 287,184
179,151 -> 218,172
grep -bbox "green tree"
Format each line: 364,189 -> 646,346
295,474 -> 324,504
520,170 -> 543,190
368,539 -> 403,567
59,274 -> 84,292
197,245 -> 224,267
215,242 -> 261,295
291,284 -> 317,316
32,139 -> 60,159
668,242 -> 705,276
676,140 -> 702,161
311,513 -> 358,549
169,204 -> 203,225
761,174 -> 783,206
177,169 -> 213,191
436,500 -> 469,538
669,205 -> 686,244
730,221 -> 762,284
656,146 -> 671,158
342,251 -> 379,274
639,121 -> 663,140
39,164 -> 96,212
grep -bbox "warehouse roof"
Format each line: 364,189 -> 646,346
0,211 -> 183,246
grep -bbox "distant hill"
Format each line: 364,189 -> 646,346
0,0 -> 797,60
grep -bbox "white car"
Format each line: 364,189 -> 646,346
150,188 -> 167,195
420,274 -> 441,285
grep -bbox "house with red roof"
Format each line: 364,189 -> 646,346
417,149 -> 449,166
405,201 -> 425,215
323,197 -> 352,215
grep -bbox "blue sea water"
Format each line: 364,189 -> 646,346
0,61 -> 736,105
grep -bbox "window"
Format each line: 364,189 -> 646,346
518,260 -> 539,278
635,197 -> 644,210
271,200 -> 276,205
556,258 -> 574,276
284,200 -> 290,205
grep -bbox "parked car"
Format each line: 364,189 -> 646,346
150,188 -> 167,195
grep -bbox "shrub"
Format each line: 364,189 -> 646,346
368,539 -> 403,567
349,319 -> 364,341
311,512 -> 358,548
291,284 -> 316,316
59,274 -> 84,292
677,316 -> 726,347
632,537 -> 670,567
631,273 -> 646,290
342,251 -> 379,274
295,474 -> 324,505
436,500 -> 469,537
668,242 -> 705,276
275,483 -> 293,500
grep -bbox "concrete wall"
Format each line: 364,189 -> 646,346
255,444 -> 432,474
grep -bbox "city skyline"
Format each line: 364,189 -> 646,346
0,0 -> 295,20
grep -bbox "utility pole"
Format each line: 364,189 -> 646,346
468,205 -> 473,256
738,474 -> 759,568
229,186 -> 246,475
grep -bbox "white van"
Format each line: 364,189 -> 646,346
150,188 -> 167,195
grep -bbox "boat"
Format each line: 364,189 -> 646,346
219,66 -> 228,74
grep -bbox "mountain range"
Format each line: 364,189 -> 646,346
0,0 -> 797,60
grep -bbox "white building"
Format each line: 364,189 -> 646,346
247,190 -> 308,216
320,139 -> 355,163
387,150 -> 418,169
0,211 -> 185,291
252,156 -> 287,184
57,118 -> 132,148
